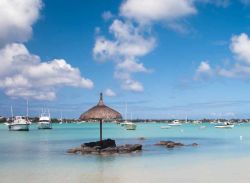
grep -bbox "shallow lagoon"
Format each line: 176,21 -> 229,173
1,122 -> 250,183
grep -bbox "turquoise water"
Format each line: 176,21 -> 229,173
1,122 -> 250,183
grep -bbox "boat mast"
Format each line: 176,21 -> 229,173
48,109 -> 50,118
125,103 -> 127,121
60,110 -> 63,122
10,105 -> 13,121
26,99 -> 29,120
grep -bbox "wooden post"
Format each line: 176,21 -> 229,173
100,119 -> 103,146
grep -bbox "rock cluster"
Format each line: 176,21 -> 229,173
137,137 -> 146,140
67,139 -> 142,155
155,141 -> 198,148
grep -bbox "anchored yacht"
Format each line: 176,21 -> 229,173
38,111 -> 52,129
8,116 -> 30,131
168,120 -> 182,126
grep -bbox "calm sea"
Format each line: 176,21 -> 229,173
1,122 -> 250,183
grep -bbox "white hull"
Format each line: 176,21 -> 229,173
168,123 -> 182,126
124,123 -> 136,130
9,124 -> 29,131
38,122 -> 52,129
215,125 -> 234,129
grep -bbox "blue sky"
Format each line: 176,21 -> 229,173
1,0 -> 250,119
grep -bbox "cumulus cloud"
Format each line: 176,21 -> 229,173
94,20 -> 155,60
0,43 -> 93,100
94,19 -> 155,92
195,33 -> 250,80
0,0 -> 42,47
0,0 -> 94,100
194,61 -> 213,80
217,33 -> 250,78
94,0 -> 200,92
104,88 -> 116,97
120,0 -> 197,23
96,0 -> 234,91
230,33 -> 250,64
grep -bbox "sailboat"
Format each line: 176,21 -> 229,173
121,103 -> 136,130
7,101 -> 30,131
38,109 -> 52,129
59,110 -> 63,124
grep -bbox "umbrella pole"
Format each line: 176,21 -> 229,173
100,119 -> 103,147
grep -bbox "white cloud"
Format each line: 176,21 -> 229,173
120,0 -> 197,24
94,19 -> 155,92
104,88 -> 116,97
116,58 -> 149,73
195,33 -> 250,80
217,33 -> 250,78
0,0 -> 42,47
230,33 -> 250,64
194,61 -> 213,80
0,43 -> 93,100
122,79 -> 144,92
0,0 -> 94,100
94,20 -> 155,60
95,0 -> 206,91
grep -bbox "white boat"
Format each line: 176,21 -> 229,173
160,125 -> 171,129
38,110 -> 52,129
193,120 -> 202,124
168,120 -> 182,126
121,103 -> 136,130
59,110 -> 63,124
8,102 -> 30,131
124,121 -> 137,130
215,122 -> 234,129
8,116 -> 30,131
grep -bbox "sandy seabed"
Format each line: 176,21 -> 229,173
2,157 -> 250,183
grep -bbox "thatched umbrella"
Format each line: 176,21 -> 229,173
80,93 -> 122,145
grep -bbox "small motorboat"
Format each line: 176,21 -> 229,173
38,111 -> 52,129
215,122 -> 234,129
123,121 -> 137,130
168,120 -> 182,126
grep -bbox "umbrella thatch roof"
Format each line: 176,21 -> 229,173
80,93 -> 122,120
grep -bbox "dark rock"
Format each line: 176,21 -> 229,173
138,137 -> 146,140
101,147 -> 118,154
156,141 -> 185,148
67,147 -> 82,154
191,143 -> 198,147
69,140 -> 142,155
82,139 -> 116,149
117,144 -> 142,153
